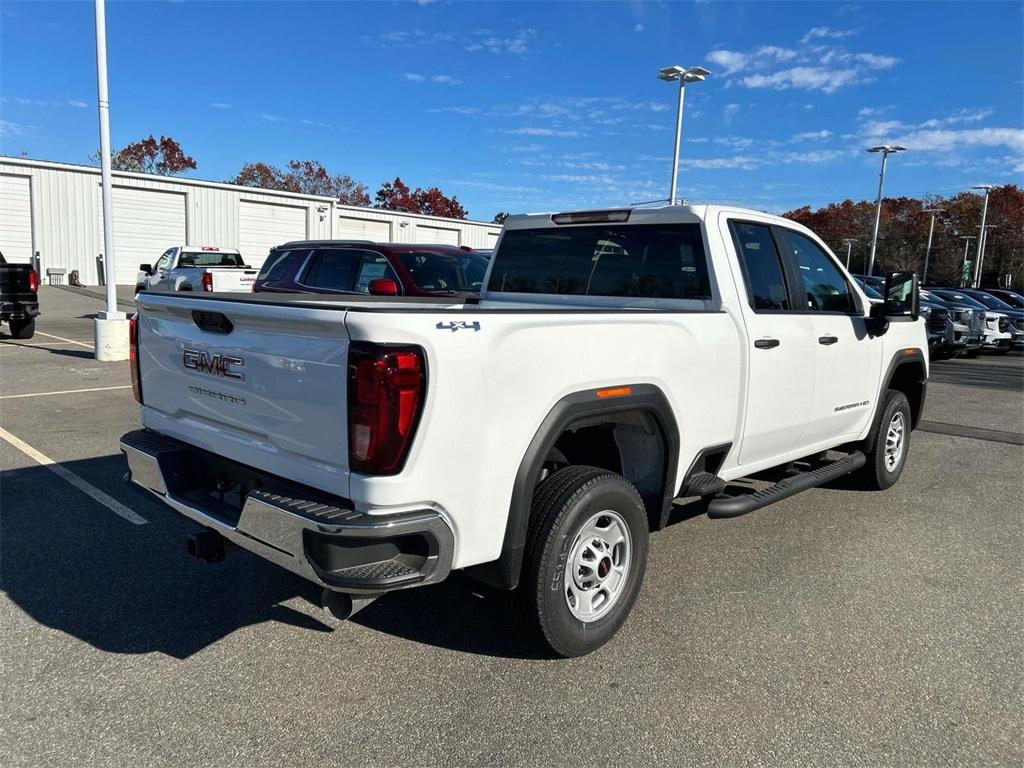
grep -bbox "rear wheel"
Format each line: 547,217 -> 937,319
8,317 -> 35,339
517,465 -> 649,657
857,390 -> 911,490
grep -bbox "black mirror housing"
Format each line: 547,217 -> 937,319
883,271 -> 919,321
139,263 -> 153,274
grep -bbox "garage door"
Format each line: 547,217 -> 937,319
337,216 -> 391,242
239,201 -> 307,268
0,174 -> 33,263
487,231 -> 500,245
98,186 -> 187,283
416,225 -> 460,246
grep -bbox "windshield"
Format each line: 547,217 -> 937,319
397,251 -> 484,293
933,291 -> 988,310
969,291 -> 1014,310
179,251 -> 245,268
995,291 -> 1024,308
488,223 -> 710,299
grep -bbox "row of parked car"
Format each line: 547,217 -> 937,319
855,275 -> 1024,358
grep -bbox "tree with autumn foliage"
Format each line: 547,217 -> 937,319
228,160 -> 370,206
784,184 -> 1024,288
374,176 -> 468,219
96,135 -> 197,175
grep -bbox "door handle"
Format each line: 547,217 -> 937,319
754,338 -> 780,349
818,335 -> 839,345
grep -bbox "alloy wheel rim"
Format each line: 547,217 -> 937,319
564,510 -> 632,622
884,411 -> 906,472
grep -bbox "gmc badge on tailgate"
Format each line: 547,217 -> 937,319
182,349 -> 245,381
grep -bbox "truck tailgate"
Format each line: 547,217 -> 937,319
211,268 -> 258,292
135,293 -> 352,497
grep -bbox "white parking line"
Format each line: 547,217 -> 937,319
33,331 -> 94,349
0,385 -> 132,400
0,426 -> 147,525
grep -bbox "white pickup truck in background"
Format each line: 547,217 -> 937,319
135,246 -> 258,294
121,204 -> 928,657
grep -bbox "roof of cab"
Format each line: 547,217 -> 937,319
502,203 -> 791,231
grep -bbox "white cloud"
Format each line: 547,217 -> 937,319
755,45 -> 798,62
428,106 -> 480,115
852,53 -> 898,69
542,173 -> 618,185
209,102 -> 232,109
706,49 -> 747,76
886,127 -> 1024,154
259,112 -> 289,123
742,66 -> 859,94
402,72 -> 426,82
687,156 -> 762,170
0,119 -> 25,136
68,99 -> 88,108
371,29 -> 454,46
508,127 -> 582,138
466,28 -> 535,55
634,24 -> 644,32
723,103 -> 740,126
431,75 -> 463,85
801,26 -> 857,43
791,129 -> 832,141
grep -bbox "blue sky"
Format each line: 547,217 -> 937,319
2,1 -> 1022,221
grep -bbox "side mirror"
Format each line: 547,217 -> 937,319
368,278 -> 399,296
139,263 -> 153,274
882,271 -> 919,321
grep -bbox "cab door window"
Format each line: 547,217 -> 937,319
728,221 -> 790,310
777,230 -> 857,313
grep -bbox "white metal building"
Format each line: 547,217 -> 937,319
0,156 -> 502,285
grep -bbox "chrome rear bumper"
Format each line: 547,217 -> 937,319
120,429 -> 454,594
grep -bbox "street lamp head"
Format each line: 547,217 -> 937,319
923,207 -> 945,215
972,184 -> 995,191
658,65 -> 711,83
867,145 -> 907,154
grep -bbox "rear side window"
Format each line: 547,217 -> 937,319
777,230 -> 856,313
729,222 -> 789,310
303,249 -> 361,291
258,249 -> 310,283
488,224 -> 710,299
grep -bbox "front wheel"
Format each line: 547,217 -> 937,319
518,465 -> 649,657
856,390 -> 911,490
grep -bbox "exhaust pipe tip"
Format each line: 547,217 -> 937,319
321,589 -> 379,621
187,529 -> 226,563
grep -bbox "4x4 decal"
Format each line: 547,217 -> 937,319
436,320 -> 481,333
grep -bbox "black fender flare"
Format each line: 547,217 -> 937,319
865,348 -> 927,447
468,383 -> 679,590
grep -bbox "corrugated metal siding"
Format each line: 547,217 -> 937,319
238,200 -> 307,266
0,173 -> 33,262
0,158 -> 503,284
97,185 -> 187,283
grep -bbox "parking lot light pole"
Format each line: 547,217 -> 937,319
921,207 -> 944,283
92,0 -> 128,361
866,145 -> 906,277
658,65 -> 710,205
971,185 -> 995,287
959,235 -> 976,287
842,238 -> 858,270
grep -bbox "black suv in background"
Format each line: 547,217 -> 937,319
0,251 -> 40,339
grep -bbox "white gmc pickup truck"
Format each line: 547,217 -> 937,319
121,205 -> 927,656
135,246 -> 258,294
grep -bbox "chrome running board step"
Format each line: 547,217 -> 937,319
707,451 -> 866,519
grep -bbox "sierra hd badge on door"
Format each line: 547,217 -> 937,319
182,349 -> 245,380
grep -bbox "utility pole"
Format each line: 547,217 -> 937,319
842,238 -> 857,270
866,145 -> 906,276
93,0 -> 129,361
971,185 -> 994,288
658,65 -> 710,205
921,207 -> 943,284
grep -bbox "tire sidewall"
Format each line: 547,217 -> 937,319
872,391 -> 911,489
534,478 -> 648,656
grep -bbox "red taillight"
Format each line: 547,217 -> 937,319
28,270 -> 39,293
202,272 -> 214,292
348,343 -> 425,475
129,314 -> 142,404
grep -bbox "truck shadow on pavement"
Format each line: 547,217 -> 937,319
0,454 -> 544,660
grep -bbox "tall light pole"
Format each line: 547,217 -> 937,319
972,184 -> 995,287
959,235 -> 976,287
658,65 -> 710,205
921,207 -> 944,284
865,145 -> 906,277
842,238 -> 858,270
976,223 -> 997,288
93,0 -> 128,361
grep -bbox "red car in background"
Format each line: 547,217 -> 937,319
253,240 -> 488,297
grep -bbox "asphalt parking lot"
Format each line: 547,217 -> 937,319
2,286 -> 1022,767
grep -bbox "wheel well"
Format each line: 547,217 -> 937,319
544,410 -> 668,530
887,360 -> 926,428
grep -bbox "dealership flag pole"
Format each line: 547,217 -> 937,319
93,0 -> 129,361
